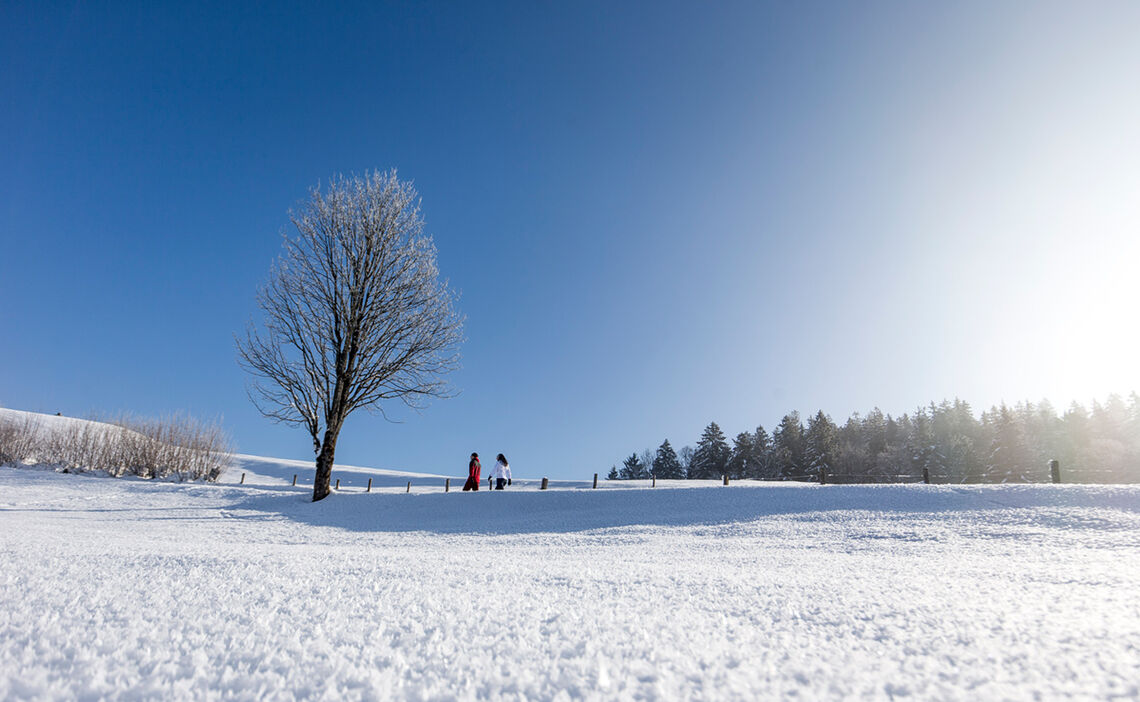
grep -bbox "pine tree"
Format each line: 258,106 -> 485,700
908,407 -> 941,480
926,401 -> 956,479
1089,395 -> 1131,481
751,425 -> 775,479
986,403 -> 1029,482
690,422 -> 730,479
772,412 -> 805,478
1128,392 -> 1140,475
874,414 -> 911,481
606,465 -> 619,481
1059,401 -> 1089,476
836,414 -> 870,479
1019,399 -> 1062,476
949,398 -> 984,482
864,408 -> 888,458
652,439 -> 685,480
619,453 -> 645,480
804,410 -> 838,477
887,414 -> 903,445
727,432 -> 753,479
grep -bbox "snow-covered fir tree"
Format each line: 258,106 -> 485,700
751,425 -> 776,479
772,411 -> 805,478
985,404 -> 1030,482
907,407 -> 943,480
726,432 -> 753,479
619,452 -> 648,480
652,439 -> 685,479
804,411 -> 838,477
689,422 -> 730,479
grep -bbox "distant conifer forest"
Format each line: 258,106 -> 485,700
609,393 -> 1140,483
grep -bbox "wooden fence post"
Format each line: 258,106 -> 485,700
922,468 -> 930,484
407,481 -> 411,493
723,474 -> 729,486
292,474 -> 297,486
1050,459 -> 1061,484
335,478 -> 340,490
541,477 -> 549,490
445,478 -> 450,493
240,472 -> 245,485
818,467 -> 826,485
652,475 -> 656,488
367,478 -> 372,493
593,473 -> 598,489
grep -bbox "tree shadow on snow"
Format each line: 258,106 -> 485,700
221,483 -> 1140,535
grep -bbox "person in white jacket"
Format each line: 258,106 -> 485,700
492,454 -> 511,490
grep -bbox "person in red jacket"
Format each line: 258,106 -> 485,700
462,452 -> 481,491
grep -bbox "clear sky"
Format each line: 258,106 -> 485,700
3,1 -> 1138,479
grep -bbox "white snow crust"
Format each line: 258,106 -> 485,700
1,434 -> 1138,699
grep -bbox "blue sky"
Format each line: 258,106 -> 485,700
3,1 -> 1138,478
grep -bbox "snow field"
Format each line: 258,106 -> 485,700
1,464 -> 1139,700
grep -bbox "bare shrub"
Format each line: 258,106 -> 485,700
0,411 -> 232,481
40,419 -> 121,474
111,414 -> 233,481
0,414 -> 41,466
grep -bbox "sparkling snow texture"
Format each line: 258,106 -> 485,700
1,455 -> 1138,700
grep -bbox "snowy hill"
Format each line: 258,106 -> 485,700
1,410 -> 1139,699
0,406 -> 123,439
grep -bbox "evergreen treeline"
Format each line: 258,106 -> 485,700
607,394 -> 1140,483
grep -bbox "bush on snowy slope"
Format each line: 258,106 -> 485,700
0,413 -> 38,466
0,409 -> 232,481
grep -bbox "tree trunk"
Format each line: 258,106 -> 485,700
313,427 -> 340,501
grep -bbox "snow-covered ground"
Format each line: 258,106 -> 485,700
2,437 -> 1139,699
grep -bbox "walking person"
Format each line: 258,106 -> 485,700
462,452 -> 481,491
492,453 -> 511,490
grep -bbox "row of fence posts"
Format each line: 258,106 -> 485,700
263,459 -> 1066,492
816,460 -> 1063,485
268,474 -> 559,492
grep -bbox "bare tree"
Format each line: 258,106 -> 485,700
678,445 -> 695,479
639,448 -> 655,479
237,170 -> 464,501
